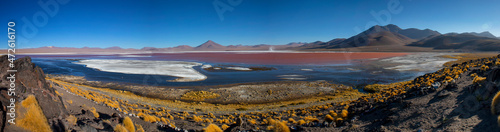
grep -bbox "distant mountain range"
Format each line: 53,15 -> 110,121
461,31 -> 497,38
15,24 -> 500,53
302,24 -> 500,51
136,40 -> 305,52
301,24 -> 441,49
17,40 -> 306,54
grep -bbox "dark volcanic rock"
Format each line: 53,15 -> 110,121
0,55 -> 68,131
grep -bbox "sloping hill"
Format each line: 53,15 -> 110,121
194,40 -> 226,50
337,25 -> 414,48
171,45 -> 194,50
397,28 -> 441,40
303,24 -> 440,49
408,34 -> 500,51
462,31 -> 498,39
456,39 -> 500,51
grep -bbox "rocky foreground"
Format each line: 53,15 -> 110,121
0,54 -> 499,131
318,55 -> 500,131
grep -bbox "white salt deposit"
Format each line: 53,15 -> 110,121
277,75 -> 307,80
201,64 -> 212,69
226,67 -> 252,71
381,53 -> 457,72
73,59 -> 207,82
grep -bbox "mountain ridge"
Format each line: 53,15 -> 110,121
195,40 -> 226,50
408,33 -> 500,51
302,24 -> 439,49
11,24 -> 500,52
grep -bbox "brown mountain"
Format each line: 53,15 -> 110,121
462,31 -> 497,39
12,40 -> 305,53
408,33 -> 500,51
301,24 -> 444,51
340,24 -> 415,47
140,47 -> 160,51
227,44 -> 244,48
194,40 -> 226,50
397,28 -> 441,40
300,39 -> 342,49
172,45 -> 194,50
457,39 -> 500,51
305,24 -> 416,49
15,46 -> 139,54
105,46 -> 123,50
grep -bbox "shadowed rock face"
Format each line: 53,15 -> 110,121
0,55 -> 68,131
462,31 -> 497,39
408,34 -> 500,51
397,28 -> 441,40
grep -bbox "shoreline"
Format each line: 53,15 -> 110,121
47,74 -> 353,105
39,52 -> 465,87
11,50 -> 423,55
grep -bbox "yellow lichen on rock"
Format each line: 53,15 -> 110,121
297,119 -> 306,125
192,115 -> 203,122
66,115 -> 77,126
114,124 -> 127,132
270,121 -> 290,132
91,107 -> 99,118
55,91 -> 63,96
181,91 -> 220,101
143,113 -> 159,123
16,95 -> 52,132
123,117 -> 135,132
221,124 -> 229,130
203,124 -> 223,132
325,114 -> 334,122
341,110 -> 348,118
492,91 -> 500,115
473,76 -> 487,84
136,124 -> 145,132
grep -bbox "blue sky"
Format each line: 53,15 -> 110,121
2,0 -> 500,49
